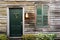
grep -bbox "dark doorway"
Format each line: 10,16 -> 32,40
9,8 -> 23,37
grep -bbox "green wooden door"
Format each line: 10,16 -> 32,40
9,8 -> 23,37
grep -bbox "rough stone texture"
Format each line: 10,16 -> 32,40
4,0 -> 49,2
0,7 -> 7,32
0,1 -> 34,5
24,6 -> 35,13
9,38 -> 23,40
0,1 -> 36,33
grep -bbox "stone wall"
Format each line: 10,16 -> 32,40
0,7 -> 7,32
0,1 -> 36,33
0,0 -> 49,2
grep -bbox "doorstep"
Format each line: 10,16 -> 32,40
54,37 -> 60,40
9,37 -> 23,40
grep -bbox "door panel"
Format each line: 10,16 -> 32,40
9,8 -> 23,37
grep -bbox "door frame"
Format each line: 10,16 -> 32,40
7,6 -> 25,38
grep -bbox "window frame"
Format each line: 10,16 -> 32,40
36,4 -> 49,28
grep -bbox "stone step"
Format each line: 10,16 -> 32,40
54,37 -> 60,40
9,38 -> 23,40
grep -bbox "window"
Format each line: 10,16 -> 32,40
36,4 -> 48,28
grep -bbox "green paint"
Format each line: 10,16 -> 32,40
36,5 -> 48,28
9,8 -> 23,37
